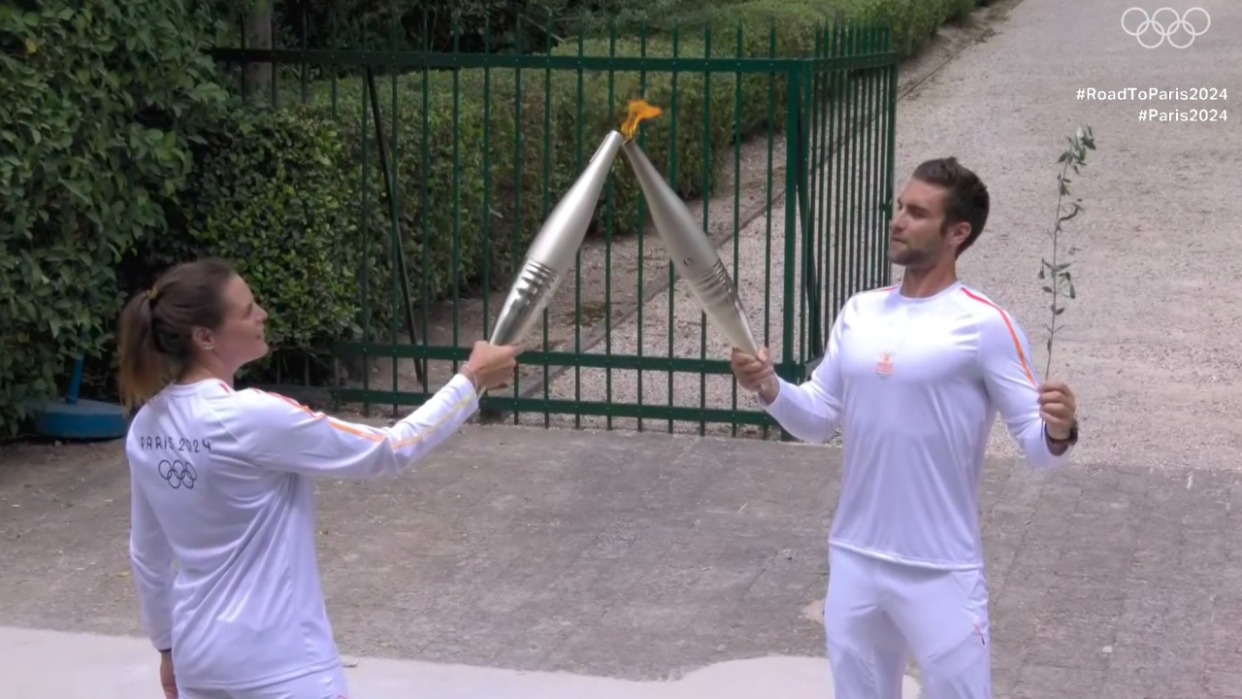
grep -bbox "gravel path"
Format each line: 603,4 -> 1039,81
518,0 -> 1242,473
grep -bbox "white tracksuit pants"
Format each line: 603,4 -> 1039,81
824,546 -> 992,699
179,666 -> 351,699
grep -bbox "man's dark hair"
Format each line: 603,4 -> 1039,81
911,157 -> 989,256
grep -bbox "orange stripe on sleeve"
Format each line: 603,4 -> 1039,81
253,388 -> 477,449
960,289 -> 1036,387
256,389 -> 384,442
387,391 -> 477,450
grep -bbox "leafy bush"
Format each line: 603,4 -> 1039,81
824,0 -> 976,57
0,0 -> 227,434
149,104 -> 387,358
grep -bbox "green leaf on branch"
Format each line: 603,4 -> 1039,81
1040,123 -> 1095,379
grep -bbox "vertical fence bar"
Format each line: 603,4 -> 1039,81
730,21 -> 744,437
574,16 -> 585,430
299,6 -> 308,104
479,20 -> 491,343
865,27 -> 882,290
238,15 -> 248,104
359,27 -> 372,417
845,25 -> 861,301
879,24 -> 890,286
883,24 -> 898,287
854,26 -> 864,295
801,25 -> 821,363
829,21 -> 839,322
605,19 -> 617,431
328,7 -> 341,399
540,13 -> 553,429
815,25 -> 832,345
388,15 -> 400,415
451,19 -> 463,378
858,27 -> 873,294
636,23 -> 648,433
831,22 -> 848,332
511,14 -> 524,424
780,64 -> 800,402
666,24 -> 680,434
800,63 -> 815,366
329,11 -> 338,117
762,19 -> 776,440
270,16 -> 279,109
698,25 -> 711,436
482,21 -> 493,342
418,9 -> 431,394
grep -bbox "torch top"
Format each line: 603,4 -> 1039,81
621,99 -> 662,142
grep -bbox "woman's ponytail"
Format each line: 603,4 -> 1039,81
117,290 -> 167,411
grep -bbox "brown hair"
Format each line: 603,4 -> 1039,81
911,157 -> 990,256
117,258 -> 238,410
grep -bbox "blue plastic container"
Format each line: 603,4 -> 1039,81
35,357 -> 127,441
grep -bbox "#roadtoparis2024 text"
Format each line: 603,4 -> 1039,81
1077,87 -> 1228,101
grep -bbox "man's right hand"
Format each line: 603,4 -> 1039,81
463,341 -> 523,391
730,347 -> 779,404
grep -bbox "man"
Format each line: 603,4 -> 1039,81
731,157 -> 1078,699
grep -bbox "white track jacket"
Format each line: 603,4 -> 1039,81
764,282 -> 1073,570
125,373 -> 477,690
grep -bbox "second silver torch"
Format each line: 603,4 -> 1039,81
483,129 -> 625,394
621,132 -> 760,356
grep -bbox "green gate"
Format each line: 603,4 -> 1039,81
209,12 -> 897,438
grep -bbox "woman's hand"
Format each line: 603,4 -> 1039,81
462,341 -> 523,391
160,651 -> 177,699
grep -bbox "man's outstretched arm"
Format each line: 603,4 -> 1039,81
749,313 -> 847,444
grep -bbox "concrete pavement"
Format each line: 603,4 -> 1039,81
0,626 -> 921,699
4,424 -> 1242,697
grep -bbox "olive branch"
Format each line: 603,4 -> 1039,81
1040,124 -> 1095,378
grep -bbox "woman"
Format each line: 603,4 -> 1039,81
117,258 -> 520,699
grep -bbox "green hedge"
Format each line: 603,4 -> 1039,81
151,105 -> 385,355
0,0 -> 226,434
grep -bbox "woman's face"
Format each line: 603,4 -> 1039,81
200,274 -> 269,370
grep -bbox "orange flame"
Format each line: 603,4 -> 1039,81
621,99 -> 662,141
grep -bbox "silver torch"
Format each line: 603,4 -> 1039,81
482,128 -> 626,394
620,100 -> 761,356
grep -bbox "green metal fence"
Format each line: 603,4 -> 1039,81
209,12 -> 897,437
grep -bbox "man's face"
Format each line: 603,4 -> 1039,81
888,179 -> 969,268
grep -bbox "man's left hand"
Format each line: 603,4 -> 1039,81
1038,380 -> 1077,440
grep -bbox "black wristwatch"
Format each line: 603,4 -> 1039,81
1046,420 -> 1079,447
